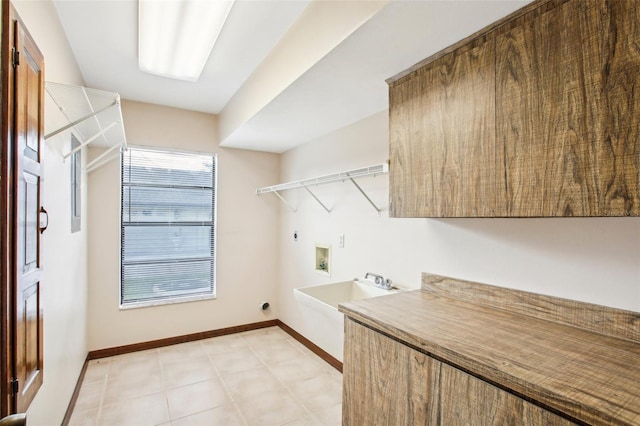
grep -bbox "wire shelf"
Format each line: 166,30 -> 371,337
256,162 -> 389,214
45,82 -> 128,172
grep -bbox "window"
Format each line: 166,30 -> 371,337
120,147 -> 217,307
70,134 -> 81,233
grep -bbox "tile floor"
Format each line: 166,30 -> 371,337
69,327 -> 342,426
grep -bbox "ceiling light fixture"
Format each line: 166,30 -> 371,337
138,0 -> 235,82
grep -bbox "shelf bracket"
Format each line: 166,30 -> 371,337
62,121 -> 118,160
271,190 -> 297,213
44,100 -> 118,141
303,185 -> 331,214
85,144 -> 122,173
347,174 -> 382,215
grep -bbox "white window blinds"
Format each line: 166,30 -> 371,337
120,147 -> 216,307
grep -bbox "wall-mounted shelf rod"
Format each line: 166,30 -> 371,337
256,162 -> 388,214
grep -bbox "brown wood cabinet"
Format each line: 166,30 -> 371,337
343,318 -> 439,424
496,0 -> 640,216
388,0 -> 640,217
340,274 -> 640,425
343,319 -> 575,425
438,364 -> 573,425
389,36 -> 498,217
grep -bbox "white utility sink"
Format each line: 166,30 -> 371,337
294,279 -> 399,310
293,278 -> 402,361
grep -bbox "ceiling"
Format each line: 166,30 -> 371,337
53,0 -> 529,153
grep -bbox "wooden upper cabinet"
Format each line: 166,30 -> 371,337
389,0 -> 639,217
496,0 -> 640,217
389,36 -> 498,217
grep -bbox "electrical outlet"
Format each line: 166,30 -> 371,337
339,233 -> 345,248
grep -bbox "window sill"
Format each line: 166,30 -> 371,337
119,293 -> 216,310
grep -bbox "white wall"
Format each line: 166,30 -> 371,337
12,1 -> 640,419
87,101 -> 280,351
12,1 -> 88,425
276,110 -> 640,361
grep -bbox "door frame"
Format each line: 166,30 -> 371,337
1,0 -> 15,417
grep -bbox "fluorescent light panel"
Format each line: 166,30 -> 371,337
138,0 -> 234,82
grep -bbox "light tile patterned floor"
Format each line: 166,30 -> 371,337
69,327 -> 342,426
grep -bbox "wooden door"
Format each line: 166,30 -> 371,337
389,36 -> 497,218
1,4 -> 45,415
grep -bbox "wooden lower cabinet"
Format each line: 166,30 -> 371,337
343,319 -> 575,425
343,318 -> 440,425
438,364 -> 574,425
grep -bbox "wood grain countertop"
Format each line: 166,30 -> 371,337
339,289 -> 640,426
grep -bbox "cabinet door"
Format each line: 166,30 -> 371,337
343,319 -> 440,425
439,363 -> 575,425
496,0 -> 640,216
389,36 -> 498,217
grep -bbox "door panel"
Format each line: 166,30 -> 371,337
22,284 -> 39,380
23,172 -> 38,267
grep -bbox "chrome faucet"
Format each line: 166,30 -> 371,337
364,272 -> 393,289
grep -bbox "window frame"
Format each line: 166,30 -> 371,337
119,145 -> 218,309
70,133 -> 81,233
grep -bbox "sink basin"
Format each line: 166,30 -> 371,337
294,279 -> 398,310
293,279 -> 401,361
